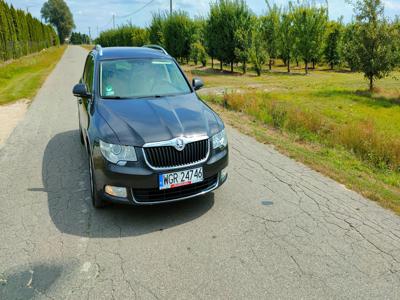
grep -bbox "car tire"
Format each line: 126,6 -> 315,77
88,155 -> 106,208
79,128 -> 85,145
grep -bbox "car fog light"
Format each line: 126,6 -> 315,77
105,185 -> 127,198
220,167 -> 228,181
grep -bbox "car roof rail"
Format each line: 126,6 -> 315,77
142,44 -> 169,55
94,44 -> 103,56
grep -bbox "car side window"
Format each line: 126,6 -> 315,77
83,55 -> 95,94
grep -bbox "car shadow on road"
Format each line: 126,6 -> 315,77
40,130 -> 214,238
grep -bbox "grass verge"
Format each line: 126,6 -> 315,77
208,103 -> 400,214
0,46 -> 66,105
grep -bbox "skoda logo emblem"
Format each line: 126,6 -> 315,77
175,138 -> 185,151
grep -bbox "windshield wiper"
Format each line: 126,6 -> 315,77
102,93 -> 187,100
129,95 -> 165,99
139,93 -> 184,98
102,96 -> 130,99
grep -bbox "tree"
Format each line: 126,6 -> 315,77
190,41 -> 207,66
192,17 -> 206,45
163,11 -> 193,62
352,0 -> 397,91
41,0 -> 75,43
250,18 -> 268,76
324,20 -> 343,69
393,17 -> 400,67
206,0 -> 253,73
191,17 -> 207,66
131,27 -> 149,46
292,2 -> 328,74
234,20 -> 254,74
278,7 -> 296,73
149,12 -> 166,46
205,4 -> 221,69
0,0 -> 12,60
0,0 -> 58,61
341,22 -> 360,71
262,3 -> 280,70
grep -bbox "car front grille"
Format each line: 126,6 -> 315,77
132,175 -> 218,203
143,139 -> 209,169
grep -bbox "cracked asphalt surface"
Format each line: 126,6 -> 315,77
1,46 -> 400,299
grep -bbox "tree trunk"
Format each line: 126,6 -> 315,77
242,60 -> 246,74
269,59 -> 272,70
211,57 -> 214,69
296,59 -> 299,67
305,61 -> 308,74
220,60 -> 222,71
369,76 -> 374,92
330,63 -> 333,70
287,58 -> 290,73
312,60 -> 315,69
230,61 -> 233,73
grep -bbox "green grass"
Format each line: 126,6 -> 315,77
182,63 -> 400,213
0,46 -> 66,105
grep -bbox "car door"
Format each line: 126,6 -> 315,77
79,54 -> 95,139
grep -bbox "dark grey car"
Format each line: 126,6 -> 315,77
72,45 -> 228,207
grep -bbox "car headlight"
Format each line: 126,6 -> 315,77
99,140 -> 137,165
212,129 -> 228,150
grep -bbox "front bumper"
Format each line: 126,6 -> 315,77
91,144 -> 229,205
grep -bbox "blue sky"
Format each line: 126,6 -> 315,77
7,0 -> 400,38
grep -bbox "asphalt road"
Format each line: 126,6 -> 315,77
1,46 -> 400,299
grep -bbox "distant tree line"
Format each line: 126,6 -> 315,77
0,0 -> 59,61
70,32 -> 91,45
95,0 -> 400,90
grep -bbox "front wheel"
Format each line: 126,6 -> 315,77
88,155 -> 105,208
79,127 -> 84,145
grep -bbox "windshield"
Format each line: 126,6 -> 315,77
99,58 -> 191,99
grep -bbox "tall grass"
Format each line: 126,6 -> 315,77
209,91 -> 400,171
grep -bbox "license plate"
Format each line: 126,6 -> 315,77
159,167 -> 203,190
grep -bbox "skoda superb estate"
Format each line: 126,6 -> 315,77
73,45 -> 228,207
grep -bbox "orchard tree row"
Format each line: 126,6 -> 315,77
0,0 -> 59,61
96,0 -> 400,90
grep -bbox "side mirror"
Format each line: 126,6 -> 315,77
73,83 -> 91,98
192,77 -> 204,91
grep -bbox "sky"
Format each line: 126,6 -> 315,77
7,0 -> 400,39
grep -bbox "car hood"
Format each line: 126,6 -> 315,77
96,93 -> 223,146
